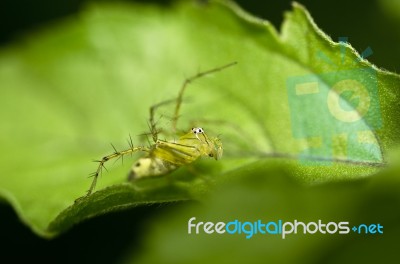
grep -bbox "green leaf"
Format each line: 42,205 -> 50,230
130,162 -> 400,264
0,0 -> 399,238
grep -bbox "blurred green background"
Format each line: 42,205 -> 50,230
2,0 -> 400,71
1,0 -> 399,263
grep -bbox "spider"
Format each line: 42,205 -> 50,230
85,61 -> 237,196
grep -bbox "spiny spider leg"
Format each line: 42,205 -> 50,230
172,61 -> 237,132
148,62 -> 237,138
149,98 -> 176,142
86,146 -> 150,196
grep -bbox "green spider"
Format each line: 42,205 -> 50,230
85,61 -> 237,196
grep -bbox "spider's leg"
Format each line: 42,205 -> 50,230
172,61 -> 238,132
86,145 -> 150,196
149,99 -> 176,142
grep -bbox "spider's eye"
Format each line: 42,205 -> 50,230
192,127 -> 204,134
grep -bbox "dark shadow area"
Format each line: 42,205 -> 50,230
0,202 -> 181,263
